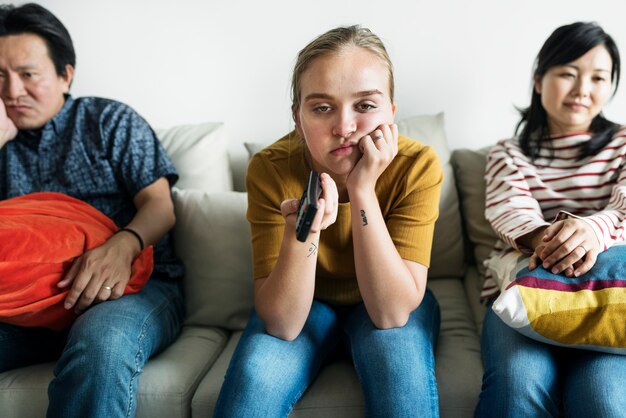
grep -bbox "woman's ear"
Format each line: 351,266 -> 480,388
294,110 -> 304,138
534,76 -> 542,95
392,102 -> 397,117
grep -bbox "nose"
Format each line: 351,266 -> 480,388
2,73 -> 26,100
572,76 -> 591,98
332,108 -> 356,139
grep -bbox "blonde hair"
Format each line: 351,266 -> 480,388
290,25 -> 394,116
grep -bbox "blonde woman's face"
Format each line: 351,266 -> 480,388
294,46 -> 395,179
536,44 -> 613,135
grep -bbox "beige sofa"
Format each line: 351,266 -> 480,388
0,114 -> 496,418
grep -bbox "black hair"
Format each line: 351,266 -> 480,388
0,3 -> 75,78
516,22 -> 621,160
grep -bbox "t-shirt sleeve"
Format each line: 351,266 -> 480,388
102,103 -> 178,197
246,153 -> 287,279
386,145 -> 443,267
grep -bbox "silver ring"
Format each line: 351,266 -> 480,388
101,285 -> 112,291
373,134 -> 383,141
577,245 -> 587,253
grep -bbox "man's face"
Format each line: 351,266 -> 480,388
0,33 -> 73,130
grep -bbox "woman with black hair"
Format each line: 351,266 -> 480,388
476,22 -> 626,417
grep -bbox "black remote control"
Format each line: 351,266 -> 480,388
295,171 -> 322,242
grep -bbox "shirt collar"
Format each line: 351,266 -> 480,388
47,94 -> 74,136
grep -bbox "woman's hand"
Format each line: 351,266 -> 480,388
346,124 -> 398,194
531,218 -> 599,277
281,172 -> 339,234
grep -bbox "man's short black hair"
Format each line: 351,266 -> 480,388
0,3 -> 75,77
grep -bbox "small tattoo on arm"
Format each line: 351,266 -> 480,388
307,242 -> 318,258
360,209 -> 368,226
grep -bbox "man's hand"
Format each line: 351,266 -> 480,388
0,100 -> 17,148
59,232 -> 140,313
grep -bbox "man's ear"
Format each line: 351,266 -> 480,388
61,64 -> 74,93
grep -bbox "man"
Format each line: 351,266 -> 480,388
0,3 -> 185,417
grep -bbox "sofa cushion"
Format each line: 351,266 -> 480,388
245,113 -> 465,279
397,113 -> 464,279
156,122 -> 233,192
0,326 -> 228,418
191,278 -> 482,418
172,188 -> 253,330
450,148 -> 498,276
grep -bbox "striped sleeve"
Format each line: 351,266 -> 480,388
484,140 -> 549,250
563,174 -> 626,252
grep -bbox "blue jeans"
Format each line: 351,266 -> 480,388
475,302 -> 626,418
214,288 -> 440,418
0,279 -> 184,418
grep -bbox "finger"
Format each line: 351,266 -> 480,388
280,198 -> 300,217
320,173 -> 338,215
564,266 -> 574,277
64,268 -> 93,310
58,257 -> 81,288
94,283 -> 114,303
310,198 -> 326,233
528,253 -> 539,270
548,246 -> 586,275
371,128 -> 384,145
574,250 -> 598,277
540,229 -> 577,267
75,277 -> 106,313
109,283 -> 124,300
542,221 -> 564,243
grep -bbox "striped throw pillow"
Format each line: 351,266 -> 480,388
492,245 -> 626,354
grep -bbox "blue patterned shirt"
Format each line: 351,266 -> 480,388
0,95 -> 184,279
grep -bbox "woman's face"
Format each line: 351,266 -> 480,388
536,44 -> 613,135
294,46 -> 396,181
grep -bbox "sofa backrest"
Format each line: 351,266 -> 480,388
157,117 -> 467,331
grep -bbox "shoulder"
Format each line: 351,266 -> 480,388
71,97 -> 149,130
249,131 -> 303,174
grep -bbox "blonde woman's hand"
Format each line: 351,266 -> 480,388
346,124 -> 398,194
281,172 -> 338,234
535,218 -> 599,277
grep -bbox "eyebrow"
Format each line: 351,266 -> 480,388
303,89 -> 384,102
563,64 -> 610,73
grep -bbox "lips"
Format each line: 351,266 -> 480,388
331,144 -> 358,156
564,102 -> 588,111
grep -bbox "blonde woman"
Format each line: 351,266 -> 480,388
215,25 -> 443,417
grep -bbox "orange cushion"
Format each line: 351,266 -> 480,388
0,192 -> 153,330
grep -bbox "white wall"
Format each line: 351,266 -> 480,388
37,0 -> 626,158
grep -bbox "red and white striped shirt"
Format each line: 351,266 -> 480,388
481,127 -> 626,298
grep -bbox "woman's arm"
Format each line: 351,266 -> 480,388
254,174 -> 338,341
349,186 -> 427,329
485,141 -> 550,250
346,124 -> 435,329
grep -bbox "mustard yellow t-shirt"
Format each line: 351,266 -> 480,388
246,131 -> 443,305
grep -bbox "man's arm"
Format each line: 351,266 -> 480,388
60,177 -> 175,313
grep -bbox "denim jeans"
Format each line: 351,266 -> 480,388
475,302 -> 626,418
214,288 -> 440,418
0,279 -> 184,418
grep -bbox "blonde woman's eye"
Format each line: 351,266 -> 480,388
357,103 -> 376,112
313,105 -> 331,113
